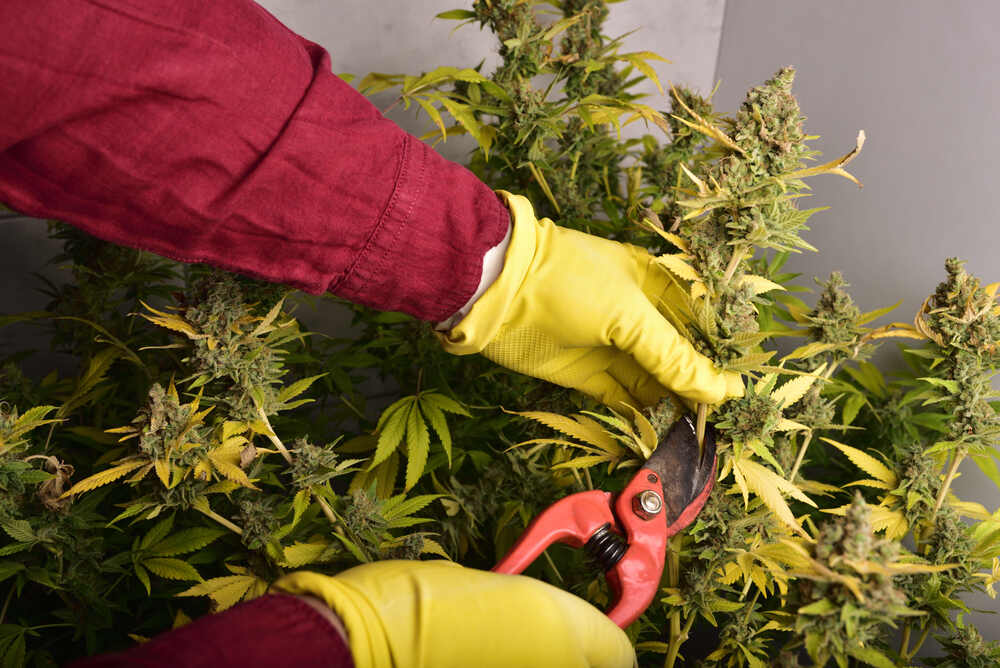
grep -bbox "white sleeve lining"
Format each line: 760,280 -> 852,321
435,220 -> 513,331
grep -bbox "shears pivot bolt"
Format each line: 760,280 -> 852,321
633,490 -> 663,520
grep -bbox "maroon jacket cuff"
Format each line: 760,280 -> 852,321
69,594 -> 354,668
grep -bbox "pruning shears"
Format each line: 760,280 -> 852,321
493,416 -> 717,628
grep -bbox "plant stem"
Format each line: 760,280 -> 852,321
339,394 -> 366,421
933,451 -> 966,514
0,583 -> 13,624
788,432 -> 813,481
665,613 -> 695,668
256,406 -> 293,465
197,506 -> 243,535
664,536 -> 683,668
899,622 -> 911,658
317,496 -> 339,527
904,624 -> 932,662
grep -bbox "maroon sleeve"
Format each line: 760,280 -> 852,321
0,0 -> 509,322
69,594 -> 354,668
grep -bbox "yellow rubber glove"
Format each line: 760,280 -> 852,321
437,191 -> 743,409
274,561 -> 636,668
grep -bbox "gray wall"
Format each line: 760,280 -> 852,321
715,0 -> 1000,642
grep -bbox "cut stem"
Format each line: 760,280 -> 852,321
722,246 -> 746,284
933,451 -> 966,514
256,405 -> 293,465
788,432 -> 813,481
197,506 -> 244,536
695,403 -> 708,451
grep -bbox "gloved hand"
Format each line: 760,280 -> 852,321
437,191 -> 743,409
274,560 -> 636,668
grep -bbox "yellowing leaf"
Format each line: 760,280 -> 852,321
154,459 -> 171,488
421,538 -> 451,560
775,418 -> 810,432
281,541 -> 331,567
740,275 -> 785,295
781,130 -> 865,187
868,505 -> 909,540
178,575 -> 259,611
771,364 -> 826,409
655,253 -> 700,281
737,458 -> 811,533
508,410 -> 621,455
821,438 -> 898,486
60,459 -> 147,498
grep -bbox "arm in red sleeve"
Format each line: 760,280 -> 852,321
0,0 -> 510,322
68,594 -> 355,668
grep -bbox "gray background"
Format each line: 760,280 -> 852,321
3,0 -> 998,645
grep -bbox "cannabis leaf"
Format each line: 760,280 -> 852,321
369,392 -> 470,491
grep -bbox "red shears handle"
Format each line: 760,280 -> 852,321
493,458 -> 714,627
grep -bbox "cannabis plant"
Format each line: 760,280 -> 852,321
2,2 -> 999,667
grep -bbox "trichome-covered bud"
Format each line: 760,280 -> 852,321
808,272 -> 862,345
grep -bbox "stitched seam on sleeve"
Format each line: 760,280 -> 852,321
327,133 -> 410,295
364,135 -> 427,298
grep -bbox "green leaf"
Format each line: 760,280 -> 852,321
724,351 -> 776,372
420,401 -> 452,467
616,51 -> 669,94
332,530 -> 370,563
855,299 -> 901,326
847,645 -> 896,668
134,563 -> 151,595
798,598 -> 838,615
918,376 -> 959,393
0,627 -> 26,668
383,494 -> 441,525
0,563 -> 25,584
784,341 -> 839,361
422,392 -> 471,416
972,454 -> 1000,490
370,400 -> 411,469
291,488 -> 311,528
435,9 -> 476,20
149,527 -> 227,557
0,520 -> 33,544
844,362 -> 886,398
276,374 -> 327,405
139,514 -> 175,551
143,557 -> 202,582
415,96 -> 448,141
404,404 -> 430,491
841,393 -> 866,426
